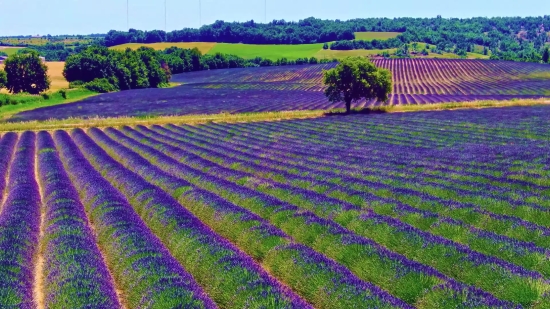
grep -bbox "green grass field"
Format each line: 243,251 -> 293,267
0,47 -> 22,56
354,32 -> 402,40
207,43 -> 324,60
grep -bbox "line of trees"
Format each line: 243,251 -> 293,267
63,45 -> 337,93
329,38 -> 406,50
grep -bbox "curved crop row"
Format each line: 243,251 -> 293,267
53,130 -> 215,309
69,129 -> 314,309
36,131 -> 121,308
0,132 -> 40,308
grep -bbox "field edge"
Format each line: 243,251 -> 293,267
0,98 -> 548,132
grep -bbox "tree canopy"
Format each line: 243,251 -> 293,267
63,46 -> 171,92
323,57 -> 392,113
3,51 -> 50,94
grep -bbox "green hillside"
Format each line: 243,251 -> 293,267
354,32 -> 402,40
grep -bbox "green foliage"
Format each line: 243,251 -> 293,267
0,70 -> 7,89
323,57 -> 392,113
83,78 -> 118,93
64,45 -> 170,91
58,89 -> 67,99
0,51 -> 7,57
3,51 -> 50,94
323,43 -> 329,50
394,44 -> 410,58
101,16 -> 550,64
543,48 -> 550,64
0,93 -> 40,106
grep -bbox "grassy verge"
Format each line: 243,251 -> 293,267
0,98 -> 548,132
0,89 -> 97,122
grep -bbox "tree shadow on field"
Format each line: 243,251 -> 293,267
323,107 -> 388,117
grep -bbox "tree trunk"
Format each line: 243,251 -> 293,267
345,101 -> 351,114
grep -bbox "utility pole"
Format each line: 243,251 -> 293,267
199,0 -> 202,27
127,0 -> 129,30
265,0 -> 267,23
165,0 -> 167,32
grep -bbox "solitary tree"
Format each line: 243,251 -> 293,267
323,57 -> 392,113
4,51 -> 50,94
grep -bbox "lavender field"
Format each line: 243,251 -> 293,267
11,59 -> 550,121
2,104 -> 550,308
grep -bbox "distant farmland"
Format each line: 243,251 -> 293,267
0,47 -> 23,56
354,31 -> 402,40
108,39 -> 490,60
208,43 -> 324,60
12,59 -> 550,121
109,42 -> 217,55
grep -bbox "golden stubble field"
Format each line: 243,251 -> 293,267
0,61 -> 68,93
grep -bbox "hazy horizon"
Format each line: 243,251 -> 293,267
0,0 -> 548,36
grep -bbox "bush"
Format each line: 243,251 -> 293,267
68,80 -> 85,89
41,93 -> 50,100
0,93 -> 42,107
58,89 -> 67,99
83,78 -> 118,93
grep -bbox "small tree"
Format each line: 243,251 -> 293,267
323,57 -> 392,113
4,51 -> 50,94
543,47 -> 550,64
0,70 -> 7,89
323,43 -> 329,50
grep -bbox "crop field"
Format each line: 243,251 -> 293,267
354,31 -> 402,40
1,105 -> 550,308
12,58 -> 550,121
108,41 -> 490,61
0,47 -> 23,56
207,43 -> 325,60
0,37 -> 92,46
109,42 -> 217,54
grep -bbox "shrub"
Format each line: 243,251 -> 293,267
68,80 -> 84,89
58,89 -> 67,99
83,78 -> 118,93
41,93 -> 50,100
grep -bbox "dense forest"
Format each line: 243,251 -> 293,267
2,16 -> 550,63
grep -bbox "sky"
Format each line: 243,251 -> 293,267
0,0 -> 548,36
